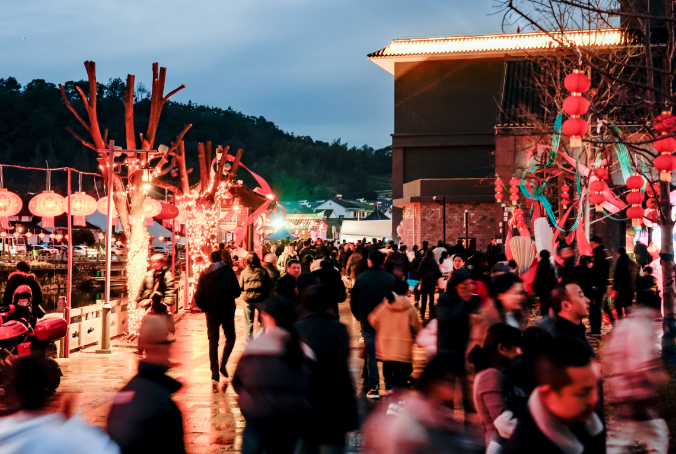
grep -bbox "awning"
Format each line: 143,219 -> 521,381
339,220 -> 392,241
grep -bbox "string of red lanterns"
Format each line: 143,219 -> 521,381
561,184 -> 570,209
625,174 -> 645,229
562,70 -> 591,149
494,176 -> 504,203
509,177 -> 520,206
654,112 -> 676,182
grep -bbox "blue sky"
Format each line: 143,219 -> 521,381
0,0 -> 505,149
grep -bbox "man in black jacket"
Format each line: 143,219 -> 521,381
275,259 -> 301,302
505,338 -> 604,454
589,236 -> 612,335
2,261 -> 44,327
108,315 -> 185,454
295,284 -> 358,452
194,251 -> 241,388
612,247 -> 638,319
350,250 -> 396,399
311,259 -> 347,313
533,250 -> 557,316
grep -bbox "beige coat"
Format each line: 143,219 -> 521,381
368,294 -> 422,363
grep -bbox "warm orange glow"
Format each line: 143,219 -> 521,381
369,28 -> 624,58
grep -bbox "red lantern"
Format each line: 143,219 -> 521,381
0,188 -> 22,228
495,177 -> 504,203
626,206 -> 644,228
561,184 -> 570,208
646,211 -> 658,222
594,167 -> 609,181
646,184 -> 660,198
590,180 -> 608,192
626,192 -> 645,205
654,136 -> 676,153
29,191 -> 65,229
655,154 -> 676,182
646,198 -> 658,209
143,198 -> 162,226
562,96 -> 589,116
509,178 -> 520,205
655,112 -> 676,134
562,118 -> 589,137
626,174 -> 643,191
564,70 -> 591,93
590,193 -> 605,206
155,203 -> 179,220
64,192 -> 97,226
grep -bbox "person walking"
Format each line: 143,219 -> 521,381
612,247 -> 638,320
275,259 -> 301,302
486,238 -> 503,267
194,251 -> 241,390
533,250 -> 557,317
468,323 -> 522,451
414,250 -> 442,320
589,236 -> 612,335
233,297 -> 311,454
2,260 -> 44,327
350,250 -> 396,399
311,258 -> 347,314
239,252 -> 272,342
136,254 -> 175,313
437,252 -> 455,292
432,240 -> 447,262
504,338 -> 604,453
262,253 -> 281,288
295,284 -> 358,453
384,243 -> 407,280
108,315 -> 185,454
605,289 -> 669,454
368,280 -> 421,392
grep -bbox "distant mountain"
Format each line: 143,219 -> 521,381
0,77 -> 391,200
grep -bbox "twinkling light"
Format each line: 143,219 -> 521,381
126,212 -> 149,338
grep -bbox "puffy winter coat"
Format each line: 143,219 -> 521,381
368,294 -> 421,362
136,267 -> 175,307
194,262 -> 240,314
239,266 -> 272,304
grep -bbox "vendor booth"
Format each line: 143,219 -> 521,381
339,219 -> 392,242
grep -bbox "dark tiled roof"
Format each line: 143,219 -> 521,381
363,209 -> 390,220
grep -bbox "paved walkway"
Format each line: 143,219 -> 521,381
52,299 -> 428,453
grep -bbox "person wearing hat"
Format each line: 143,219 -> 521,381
108,314 -> 185,454
136,254 -> 175,313
3,261 -> 44,327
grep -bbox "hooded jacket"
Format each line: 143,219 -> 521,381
3,270 -> 43,315
136,266 -> 175,306
107,362 -> 184,454
368,294 -> 422,362
414,258 -> 442,286
194,262 -> 241,314
239,266 -> 272,304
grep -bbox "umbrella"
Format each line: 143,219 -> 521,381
265,228 -> 297,241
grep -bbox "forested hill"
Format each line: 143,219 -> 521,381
0,77 -> 391,200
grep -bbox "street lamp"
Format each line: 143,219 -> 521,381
432,196 -> 446,246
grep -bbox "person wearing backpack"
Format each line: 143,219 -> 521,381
194,251 -> 241,390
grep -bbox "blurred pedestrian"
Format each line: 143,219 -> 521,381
533,250 -> 557,316
468,323 -> 522,450
432,240 -> 447,262
350,250 -> 396,399
384,243 -> 407,280
361,352 -> 483,454
2,261 -> 44,327
239,252 -> 272,342
437,251 -> 454,292
295,284 -> 358,453
262,253 -> 281,288
612,247 -> 638,319
605,289 -> 668,454
108,315 -> 185,454
571,256 -> 594,300
368,280 -> 421,392
590,236 -> 612,335
275,259 -> 301,302
194,251 -> 241,390
0,357 -> 119,454
136,254 -> 175,313
504,338 -> 604,453
486,238 -> 503,267
414,250 -> 441,320
233,297 -> 311,454
311,259 -> 347,314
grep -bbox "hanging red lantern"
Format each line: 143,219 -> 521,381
590,180 -> 608,192
655,112 -> 676,134
594,167 -> 609,180
654,153 -> 676,182
646,184 -> 660,198
589,180 -> 608,212
626,206 -> 644,227
96,197 -> 118,216
561,184 -> 570,209
495,177 -> 504,203
64,192 -> 97,226
155,203 -> 179,220
29,191 -> 65,229
509,177 -> 520,205
626,174 -> 643,190
564,70 -> 591,93
562,96 -> 589,116
654,136 -> 676,153
646,198 -> 658,209
626,192 -> 645,205
562,118 -> 589,148
0,188 -> 22,228
646,210 -> 658,222
625,174 -> 646,229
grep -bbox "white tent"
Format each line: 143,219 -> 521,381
339,220 -> 392,242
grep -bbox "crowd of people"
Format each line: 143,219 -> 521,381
0,234 -> 669,453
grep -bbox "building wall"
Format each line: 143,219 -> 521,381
401,202 -> 499,251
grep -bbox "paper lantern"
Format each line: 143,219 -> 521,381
64,192 -> 97,226
562,118 -> 588,148
590,180 -> 608,192
626,192 -> 645,205
25,232 -> 32,238
155,203 -> 179,221
561,184 -> 570,208
626,174 -> 643,191
29,191 -> 65,229
626,206 -> 644,227
96,197 -> 118,217
654,136 -> 676,153
495,177 -> 504,203
143,198 -> 162,226
564,70 -> 591,93
594,167 -> 609,180
655,154 -> 676,182
655,112 -> 676,134
0,188 -> 22,228
646,198 -> 658,209
562,96 -> 589,116
509,178 -> 520,205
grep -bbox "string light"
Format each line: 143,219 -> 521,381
126,212 -> 149,338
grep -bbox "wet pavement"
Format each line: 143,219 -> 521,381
52,298 -> 428,453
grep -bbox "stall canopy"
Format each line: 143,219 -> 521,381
265,228 -> 297,241
340,220 -> 392,242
